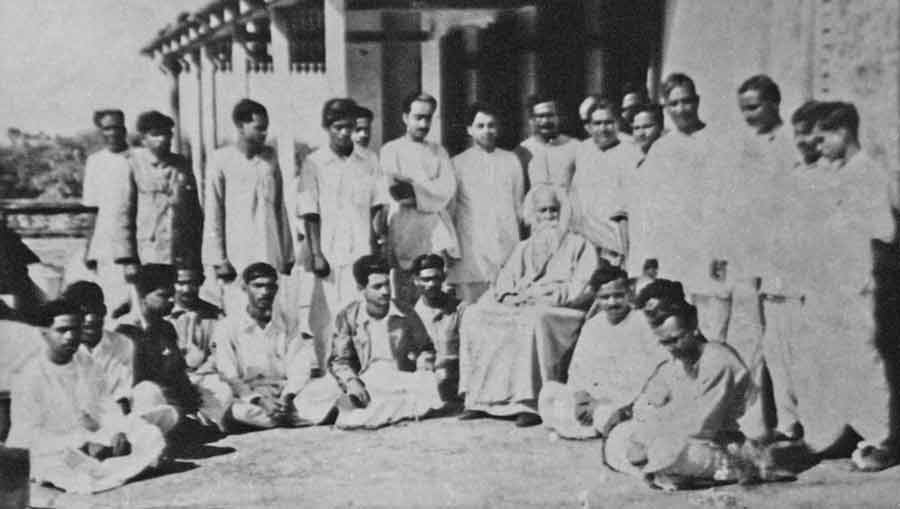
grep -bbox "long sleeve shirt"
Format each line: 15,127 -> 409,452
449,146 -> 524,284
82,148 -> 132,263
380,137 -> 459,268
202,145 -> 295,273
213,312 -> 314,401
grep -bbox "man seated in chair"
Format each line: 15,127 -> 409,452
539,265 -> 666,439
296,254 -> 442,430
7,299 -> 176,494
213,262 -> 316,430
458,184 -> 598,427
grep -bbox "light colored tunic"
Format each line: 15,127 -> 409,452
604,341 -> 755,478
570,140 -> 642,253
213,312 -> 313,402
449,146 -> 524,286
518,135 -> 579,190
77,330 -> 134,402
7,352 -> 171,494
298,147 -> 391,368
626,127 -> 722,290
82,148 -> 132,263
203,145 -> 294,274
460,231 -> 598,416
381,137 -> 459,269
773,151 -> 899,450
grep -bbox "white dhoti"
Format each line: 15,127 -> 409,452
460,304 -> 585,416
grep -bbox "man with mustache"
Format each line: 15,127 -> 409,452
214,263 -> 316,430
298,254 -> 441,429
379,92 -> 459,306
517,95 -> 579,191
459,185 -> 598,427
539,265 -> 666,439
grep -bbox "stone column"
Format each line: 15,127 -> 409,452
324,0 -> 348,96
163,58 -> 183,154
188,51 -> 205,203
200,45 -> 219,161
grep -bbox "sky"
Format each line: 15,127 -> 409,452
0,0 -> 208,136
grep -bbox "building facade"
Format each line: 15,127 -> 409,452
144,0 -> 900,205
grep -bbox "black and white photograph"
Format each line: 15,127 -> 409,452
1,0 -> 900,507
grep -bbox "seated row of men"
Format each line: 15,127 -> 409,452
5,182 -> 839,494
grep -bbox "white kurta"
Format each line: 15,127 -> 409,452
203,145 -> 294,274
570,140 -> 642,253
298,146 -> 391,367
77,330 -> 134,402
381,137 -> 459,268
7,352 -> 171,494
448,146 -> 524,286
519,135 -> 579,191
774,151 -> 899,449
626,127 -> 724,291
82,148 -> 133,263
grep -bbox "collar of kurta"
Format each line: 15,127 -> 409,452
319,147 -> 366,165
237,309 -> 286,336
532,134 -> 571,147
354,299 -> 406,328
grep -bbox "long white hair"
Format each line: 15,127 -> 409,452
522,183 -> 573,232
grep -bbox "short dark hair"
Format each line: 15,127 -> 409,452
585,98 -> 619,121
352,254 -> 390,287
38,298 -> 82,326
527,94 -> 559,116
464,102 -> 500,126
589,261 -> 628,289
136,110 -> 175,134
816,101 -> 860,137
620,82 -> 650,104
662,73 -> 698,99
321,98 -> 360,128
242,262 -> 278,284
61,281 -> 105,313
790,100 -> 824,128
356,106 -> 374,121
93,109 -> 124,128
232,98 -> 268,126
738,74 -> 781,104
634,278 -> 697,328
411,253 -> 445,275
402,92 -> 437,114
134,263 -> 176,297
631,103 -> 664,128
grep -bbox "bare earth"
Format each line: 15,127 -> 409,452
30,417 -> 900,509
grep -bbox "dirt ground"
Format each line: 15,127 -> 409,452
29,416 -> 900,509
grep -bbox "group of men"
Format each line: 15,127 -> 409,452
1,67 -> 899,493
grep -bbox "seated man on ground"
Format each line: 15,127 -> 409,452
412,254 -> 465,404
213,262 -> 315,430
62,281 -> 134,400
117,264 -> 223,433
602,279 -> 806,489
539,265 -> 666,439
7,299 -> 176,494
297,254 -> 442,430
459,184 -> 598,427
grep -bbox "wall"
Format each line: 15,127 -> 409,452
662,0 -> 900,167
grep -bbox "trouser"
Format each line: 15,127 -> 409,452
308,265 -> 358,370
0,395 -> 9,444
391,268 -> 418,308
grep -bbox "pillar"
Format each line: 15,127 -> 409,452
325,0 -> 348,96
200,45 -> 219,164
188,51 -> 205,203
164,59 -> 183,154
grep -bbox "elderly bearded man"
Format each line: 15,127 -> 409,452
459,184 -> 598,427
